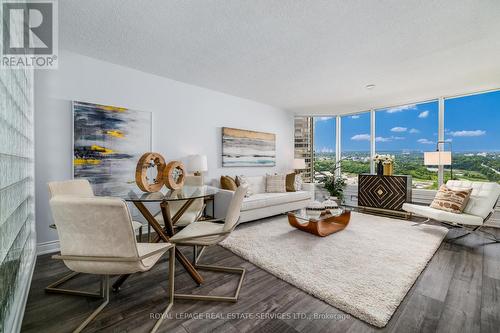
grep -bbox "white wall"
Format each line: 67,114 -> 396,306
35,50 -> 294,252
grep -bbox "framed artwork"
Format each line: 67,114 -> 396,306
73,101 -> 152,195
222,127 -> 276,167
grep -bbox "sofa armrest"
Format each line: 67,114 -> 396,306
301,183 -> 315,200
214,189 -> 235,219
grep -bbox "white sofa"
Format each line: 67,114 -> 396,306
403,180 -> 500,227
213,176 -> 314,223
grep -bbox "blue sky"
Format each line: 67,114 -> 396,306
314,90 -> 500,152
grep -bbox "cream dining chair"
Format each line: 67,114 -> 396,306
46,179 -> 145,297
153,175 -> 206,231
169,184 -> 247,302
49,195 -> 175,333
48,179 -> 144,237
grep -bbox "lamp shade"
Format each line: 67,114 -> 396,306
292,158 -> 306,169
186,154 -> 208,172
424,151 -> 452,166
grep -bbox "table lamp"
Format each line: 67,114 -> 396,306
293,158 -> 306,174
424,142 -> 453,180
186,154 -> 208,176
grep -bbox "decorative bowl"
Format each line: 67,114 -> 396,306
322,197 -> 338,215
306,201 -> 325,219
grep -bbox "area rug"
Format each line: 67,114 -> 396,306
220,212 -> 448,327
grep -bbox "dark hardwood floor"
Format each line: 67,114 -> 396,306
21,219 -> 500,333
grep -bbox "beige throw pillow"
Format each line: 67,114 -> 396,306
430,185 -> 472,214
266,174 -> 286,193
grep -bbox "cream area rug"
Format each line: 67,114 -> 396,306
220,212 -> 448,327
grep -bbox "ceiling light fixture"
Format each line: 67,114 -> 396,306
365,84 -> 376,90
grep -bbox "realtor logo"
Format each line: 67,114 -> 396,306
2,0 -> 58,68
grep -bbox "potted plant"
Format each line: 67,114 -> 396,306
319,161 -> 347,204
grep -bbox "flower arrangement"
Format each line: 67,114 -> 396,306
373,154 -> 395,164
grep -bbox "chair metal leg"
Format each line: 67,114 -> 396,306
73,275 -> 110,333
151,246 -> 176,333
412,218 -> 430,227
45,271 -> 104,298
475,226 -> 500,243
174,246 -> 245,303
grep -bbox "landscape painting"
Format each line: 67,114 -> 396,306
73,101 -> 151,195
222,127 -> 276,167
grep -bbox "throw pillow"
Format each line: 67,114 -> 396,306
266,174 -> 286,193
220,175 -> 237,191
294,174 -> 303,191
235,175 -> 253,197
285,173 -> 296,192
430,185 -> 472,214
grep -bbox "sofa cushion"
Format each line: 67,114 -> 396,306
446,180 -> 500,219
286,173 -> 296,192
220,175 -> 237,191
245,176 -> 267,194
241,191 -> 311,211
402,203 -> 483,226
266,174 -> 286,193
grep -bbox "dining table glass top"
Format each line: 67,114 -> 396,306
114,185 -> 220,202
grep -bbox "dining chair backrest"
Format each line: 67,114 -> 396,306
49,196 -> 140,273
48,179 -> 94,198
223,185 -> 247,232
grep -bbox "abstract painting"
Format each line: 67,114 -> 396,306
222,127 -> 276,167
73,101 -> 151,195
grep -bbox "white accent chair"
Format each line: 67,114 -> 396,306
169,185 -> 247,302
49,195 -> 175,333
154,175 -> 206,229
403,180 -> 500,242
48,179 -> 144,236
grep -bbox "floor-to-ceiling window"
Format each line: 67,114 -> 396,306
313,117 -> 336,182
375,101 -> 439,189
341,112 -> 371,184
294,117 -> 314,182
444,90 -> 500,184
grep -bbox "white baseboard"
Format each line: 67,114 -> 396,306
37,240 -> 60,255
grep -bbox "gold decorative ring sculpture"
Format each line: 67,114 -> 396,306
163,161 -> 186,190
135,152 -> 167,192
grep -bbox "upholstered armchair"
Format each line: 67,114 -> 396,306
403,180 -> 500,242
169,185 -> 247,302
49,195 -> 175,333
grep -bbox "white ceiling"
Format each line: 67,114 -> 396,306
60,0 -> 500,114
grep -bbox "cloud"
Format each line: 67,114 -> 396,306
417,138 -> 434,144
315,117 -> 333,122
376,136 -> 392,142
418,111 -> 429,118
391,127 -> 407,132
393,136 -> 405,140
351,115 -> 360,119
449,130 -> 486,137
409,128 -> 420,134
386,104 -> 417,113
351,134 -> 370,141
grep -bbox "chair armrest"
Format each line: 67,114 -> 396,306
214,189 -> 235,219
301,183 -> 315,200
52,244 -> 174,262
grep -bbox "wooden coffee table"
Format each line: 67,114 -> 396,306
287,209 -> 351,237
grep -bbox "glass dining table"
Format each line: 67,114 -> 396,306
110,185 -> 220,291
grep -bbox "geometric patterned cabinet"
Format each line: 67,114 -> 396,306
358,174 -> 412,214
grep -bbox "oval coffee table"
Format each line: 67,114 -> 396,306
287,209 -> 351,237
